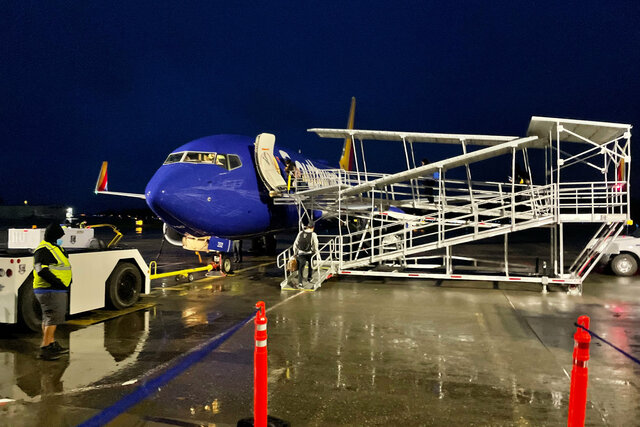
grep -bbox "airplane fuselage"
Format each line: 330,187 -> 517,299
144,134 -> 303,239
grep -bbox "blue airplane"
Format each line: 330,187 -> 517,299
95,99 -> 357,258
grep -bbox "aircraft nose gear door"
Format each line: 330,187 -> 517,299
255,133 -> 287,195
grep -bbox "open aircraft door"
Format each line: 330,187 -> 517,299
254,133 -> 287,194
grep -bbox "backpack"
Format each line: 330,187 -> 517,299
297,232 -> 312,252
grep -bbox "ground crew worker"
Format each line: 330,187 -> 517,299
233,239 -> 243,263
293,221 -> 319,287
33,223 -> 72,360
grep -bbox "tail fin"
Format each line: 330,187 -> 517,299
93,161 -> 146,199
339,97 -> 356,171
95,161 -> 108,193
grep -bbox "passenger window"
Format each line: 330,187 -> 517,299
228,154 -> 242,170
164,152 -> 184,164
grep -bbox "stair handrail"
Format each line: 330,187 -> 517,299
277,234 -> 337,285
311,237 -> 336,280
335,185 -> 556,269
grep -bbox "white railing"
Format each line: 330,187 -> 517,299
277,235 -> 336,286
278,166 -> 628,281
557,181 -> 628,218
332,185 -> 556,269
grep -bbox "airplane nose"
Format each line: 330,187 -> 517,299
145,162 -> 271,238
145,166 -> 206,230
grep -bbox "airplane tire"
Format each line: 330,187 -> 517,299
221,256 -> 233,274
18,276 -> 42,332
106,262 -> 142,310
611,253 -> 638,276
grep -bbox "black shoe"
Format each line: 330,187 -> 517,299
50,341 -> 69,355
38,344 -> 62,361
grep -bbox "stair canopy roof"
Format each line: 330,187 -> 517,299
339,136 -> 542,197
527,116 -> 631,145
308,129 -> 519,146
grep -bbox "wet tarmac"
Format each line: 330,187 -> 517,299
1,231 -> 639,426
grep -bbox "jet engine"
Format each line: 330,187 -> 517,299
163,223 -> 184,247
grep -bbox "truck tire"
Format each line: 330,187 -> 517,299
106,262 -> 142,310
611,253 -> 638,276
18,277 -> 42,332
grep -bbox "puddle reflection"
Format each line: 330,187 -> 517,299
0,310 -> 149,400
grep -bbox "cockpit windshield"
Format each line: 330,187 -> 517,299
163,151 -> 242,170
184,152 -> 217,163
164,153 -> 184,164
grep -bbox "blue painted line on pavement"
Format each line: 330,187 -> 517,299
77,312 -> 256,427
575,323 -> 640,366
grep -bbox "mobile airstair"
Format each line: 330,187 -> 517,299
274,117 -> 631,294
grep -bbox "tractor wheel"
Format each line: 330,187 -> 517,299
106,262 -> 142,310
18,276 -> 42,332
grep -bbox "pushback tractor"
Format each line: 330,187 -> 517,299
0,226 -> 150,331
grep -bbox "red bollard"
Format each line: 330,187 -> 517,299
238,303 -> 289,427
568,315 -> 591,427
254,301 -> 268,427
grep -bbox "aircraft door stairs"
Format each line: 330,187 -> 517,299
277,116 -> 631,294
254,133 -> 287,195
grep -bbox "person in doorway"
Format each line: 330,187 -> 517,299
33,223 -> 72,360
293,221 -> 319,287
284,159 -> 301,192
421,158 -> 435,203
233,239 -> 243,263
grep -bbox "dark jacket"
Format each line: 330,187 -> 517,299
33,223 -> 70,291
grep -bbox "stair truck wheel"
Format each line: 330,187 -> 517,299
106,262 -> 142,310
18,276 -> 42,332
611,253 -> 638,276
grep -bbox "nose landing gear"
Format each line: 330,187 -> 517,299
206,253 -> 233,276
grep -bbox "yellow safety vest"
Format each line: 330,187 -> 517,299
33,241 -> 72,289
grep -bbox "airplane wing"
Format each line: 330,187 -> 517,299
94,161 -> 146,199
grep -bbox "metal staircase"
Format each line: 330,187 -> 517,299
277,238 -> 337,290
273,116 -> 631,294
568,222 -> 625,280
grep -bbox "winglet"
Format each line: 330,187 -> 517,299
95,161 -> 108,193
339,97 -> 356,171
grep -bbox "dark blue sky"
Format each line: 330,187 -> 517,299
2,1 -> 640,212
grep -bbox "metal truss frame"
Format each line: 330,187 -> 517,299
275,116 -> 631,294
